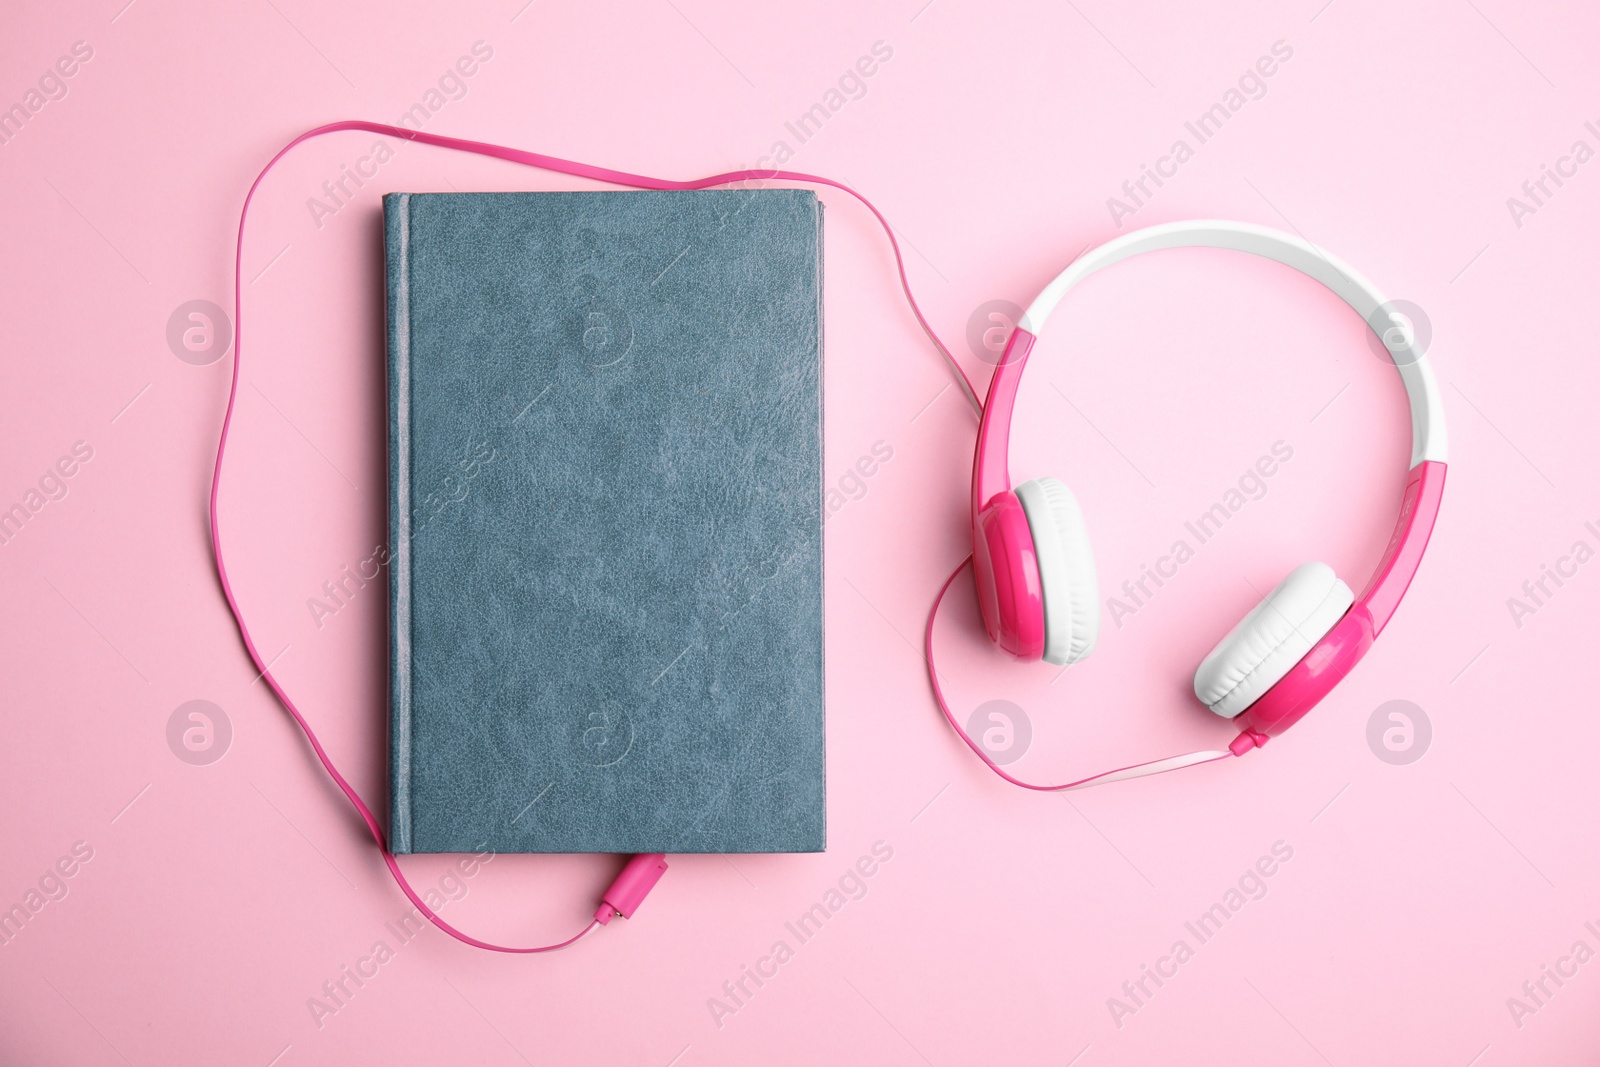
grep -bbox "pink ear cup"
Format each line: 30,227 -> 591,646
971,491 -> 1047,660
1237,604 -> 1375,737
1192,562 -> 1354,718
970,328 -> 1046,660
1233,460 -> 1446,738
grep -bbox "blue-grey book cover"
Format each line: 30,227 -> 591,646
384,190 -> 824,855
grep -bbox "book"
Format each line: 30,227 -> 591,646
384,189 -> 825,855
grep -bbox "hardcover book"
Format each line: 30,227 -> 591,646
384,189 -> 825,855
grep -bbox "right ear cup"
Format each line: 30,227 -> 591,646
1192,561 -> 1354,718
1015,477 -> 1100,666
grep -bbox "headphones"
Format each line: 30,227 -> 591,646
968,220 -> 1446,750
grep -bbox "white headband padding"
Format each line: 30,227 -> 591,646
1018,220 -> 1446,468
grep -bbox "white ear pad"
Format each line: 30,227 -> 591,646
1015,477 -> 1100,666
1193,561 -> 1354,719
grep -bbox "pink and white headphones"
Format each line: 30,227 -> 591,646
931,220 -> 1446,786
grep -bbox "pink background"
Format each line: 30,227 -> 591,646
3,0 -> 1598,1063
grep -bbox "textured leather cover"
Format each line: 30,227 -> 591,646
384,190 -> 825,855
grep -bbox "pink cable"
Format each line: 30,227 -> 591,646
211,122 -> 983,953
925,557 -> 1240,791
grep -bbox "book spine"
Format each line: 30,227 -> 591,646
384,193 -> 415,855
812,192 -> 828,850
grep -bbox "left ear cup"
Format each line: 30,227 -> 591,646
1192,561 -> 1354,718
1015,477 -> 1100,666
